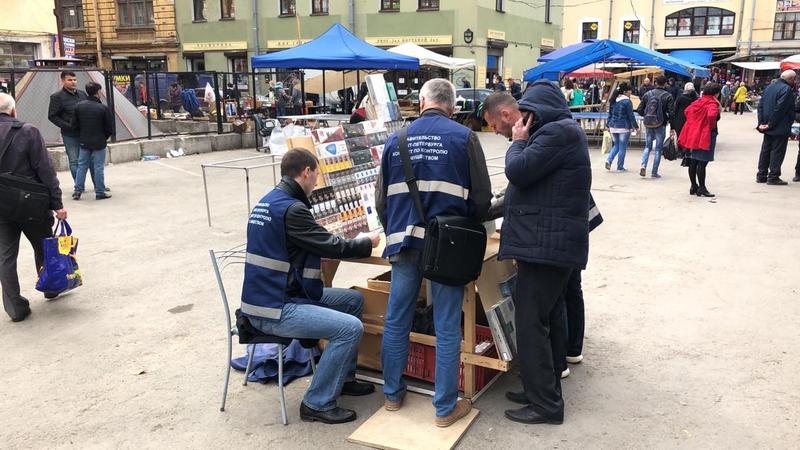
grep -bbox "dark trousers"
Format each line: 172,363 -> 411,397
757,134 -> 789,181
514,261 -> 572,420
796,141 -> 800,177
0,216 -> 53,319
563,270 -> 585,357
735,102 -> 746,115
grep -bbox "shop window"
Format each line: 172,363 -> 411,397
221,0 -> 235,19
381,0 -> 400,11
117,0 -> 154,27
418,0 -> 438,10
229,55 -> 248,73
582,22 -> 599,41
622,20 -> 640,43
280,0 -> 296,16
774,12 -> 800,40
0,42 -> 37,68
61,0 -> 84,30
664,8 -> 734,37
187,57 -> 206,72
496,0 -> 504,13
312,0 -> 328,15
193,0 -> 206,21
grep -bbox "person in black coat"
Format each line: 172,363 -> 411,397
496,80 -> 591,425
756,70 -> 797,184
794,93 -> 800,182
672,82 -> 699,137
71,82 -> 113,200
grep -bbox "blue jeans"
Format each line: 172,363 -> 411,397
62,134 -> 91,182
607,132 -> 631,170
249,288 -> 363,412
642,126 -> 666,175
74,147 -> 107,196
382,249 -> 464,417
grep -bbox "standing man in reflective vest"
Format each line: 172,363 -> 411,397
375,79 -> 492,427
241,148 -> 381,424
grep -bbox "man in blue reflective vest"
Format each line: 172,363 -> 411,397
375,79 -> 492,428
241,148 -> 381,424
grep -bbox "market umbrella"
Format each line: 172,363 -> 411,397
780,54 -> 800,72
566,66 -> 614,79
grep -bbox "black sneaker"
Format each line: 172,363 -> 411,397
299,403 -> 356,424
766,178 -> 789,186
639,167 -> 646,177
341,380 -> 375,396
96,193 -> 113,200
72,192 -> 81,200
793,175 -> 800,182
604,161 -> 611,170
11,307 -> 32,322
756,178 -> 767,184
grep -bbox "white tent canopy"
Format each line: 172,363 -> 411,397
732,61 -> 781,71
387,43 -> 475,70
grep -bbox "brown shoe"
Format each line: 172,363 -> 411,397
384,396 -> 404,412
435,399 -> 472,428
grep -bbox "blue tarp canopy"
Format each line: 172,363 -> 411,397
251,23 -> 419,70
525,40 -> 710,82
538,40 -> 630,63
669,50 -> 713,66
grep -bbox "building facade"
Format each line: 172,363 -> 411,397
175,0 -> 562,88
562,0 -> 800,63
0,0 -> 59,68
54,0 -> 180,70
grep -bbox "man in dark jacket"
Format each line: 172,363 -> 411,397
756,70 -> 797,185
71,82 -> 113,200
636,76 -> 675,178
0,93 -> 68,322
374,79 -> 491,428
48,71 -> 88,182
241,148 -> 380,424
495,80 -> 591,425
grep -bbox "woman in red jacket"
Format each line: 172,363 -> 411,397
677,82 -> 722,197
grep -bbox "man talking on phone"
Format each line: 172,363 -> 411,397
487,81 -> 591,425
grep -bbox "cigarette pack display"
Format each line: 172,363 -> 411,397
312,126 -> 345,144
342,122 -> 366,138
486,296 -> 517,361
350,149 -> 375,166
362,120 -> 387,134
345,136 -> 370,152
367,132 -> 388,147
370,146 -> 384,162
316,140 -> 349,159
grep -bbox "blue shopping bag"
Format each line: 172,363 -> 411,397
35,219 -> 82,294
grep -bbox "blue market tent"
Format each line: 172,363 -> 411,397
251,23 -> 419,70
668,49 -> 713,66
538,40 -> 630,63
524,40 -> 710,82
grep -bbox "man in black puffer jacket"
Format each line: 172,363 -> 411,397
499,79 -> 591,425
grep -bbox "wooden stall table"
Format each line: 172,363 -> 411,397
321,235 -> 512,400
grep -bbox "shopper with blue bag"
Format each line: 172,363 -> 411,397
0,93 -> 68,322
36,220 -> 82,295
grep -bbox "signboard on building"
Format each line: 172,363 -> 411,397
777,0 -> 800,12
182,41 -> 248,52
477,66 -> 487,88
63,36 -> 75,57
267,39 -> 312,49
487,30 -> 506,41
365,35 -> 452,46
541,38 -> 555,48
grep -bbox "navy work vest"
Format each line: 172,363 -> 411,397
241,188 -> 323,321
381,112 -> 473,258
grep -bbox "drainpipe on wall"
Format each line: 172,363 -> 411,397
649,0 -> 656,49
91,0 -> 103,67
747,0 -> 756,56
252,0 -> 260,54
348,0 -> 355,32
607,0 -> 613,39
735,0 -> 746,54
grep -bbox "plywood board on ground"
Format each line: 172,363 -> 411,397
347,394 -> 479,450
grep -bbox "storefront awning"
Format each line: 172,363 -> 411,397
732,61 -> 781,71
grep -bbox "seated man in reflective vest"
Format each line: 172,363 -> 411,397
241,148 -> 381,424
375,79 -> 492,427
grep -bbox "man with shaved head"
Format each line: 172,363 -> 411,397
756,69 -> 797,185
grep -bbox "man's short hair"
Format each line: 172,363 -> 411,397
419,79 -> 456,109
280,148 -> 318,178
781,69 -> 797,81
0,92 -> 15,114
655,76 -> 667,86
481,91 -> 517,116
85,82 -> 102,97
60,71 -> 76,80
702,82 -> 722,97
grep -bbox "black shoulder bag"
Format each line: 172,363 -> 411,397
0,122 -> 52,223
398,127 -> 487,287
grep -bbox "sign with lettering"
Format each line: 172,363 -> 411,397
487,29 -> 506,41
541,38 -> 555,48
182,41 -> 248,52
365,35 -> 452,46
477,66 -> 487,88
63,36 -> 75,57
267,39 -> 312,49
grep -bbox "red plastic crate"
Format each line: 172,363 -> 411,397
403,325 -> 500,392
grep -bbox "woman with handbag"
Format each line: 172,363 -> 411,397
604,83 -> 638,171
678,83 -> 722,197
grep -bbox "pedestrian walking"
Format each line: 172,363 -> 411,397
48,71 -> 88,182
0,93 -> 68,322
605,83 -> 638,171
667,77 -> 682,102
636,76 -> 675,178
494,75 -> 506,92
508,78 -> 522,100
638,77 -> 654,97
733,82 -> 748,115
720,81 -> 732,112
375,79 -> 492,428
71,82 -> 113,200
756,70 -> 797,185
678,83 -> 722,197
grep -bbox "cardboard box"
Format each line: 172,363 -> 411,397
475,256 -> 517,312
353,286 -> 389,325
285,135 -> 316,153
366,271 -> 428,300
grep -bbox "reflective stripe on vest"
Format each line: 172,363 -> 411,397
240,302 -> 282,320
245,252 -> 291,272
386,180 -> 470,200
385,225 -> 426,247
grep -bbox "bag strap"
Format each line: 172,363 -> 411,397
54,219 -> 72,237
397,127 -> 427,224
0,121 -> 23,166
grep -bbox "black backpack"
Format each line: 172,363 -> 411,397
643,90 -> 668,128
